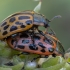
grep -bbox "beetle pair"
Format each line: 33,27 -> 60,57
0,10 -> 65,58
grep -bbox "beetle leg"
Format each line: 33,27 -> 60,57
37,29 -> 54,45
50,29 -> 55,35
28,28 -> 38,49
45,27 -> 56,36
37,29 -> 48,38
30,33 -> 34,45
30,32 -> 37,49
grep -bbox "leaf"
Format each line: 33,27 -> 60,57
12,62 -> 24,70
3,62 -> 24,70
0,67 -> 12,70
45,61 -> 66,70
42,56 -> 65,68
35,61 -> 66,70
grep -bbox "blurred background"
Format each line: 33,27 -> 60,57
0,0 -> 70,50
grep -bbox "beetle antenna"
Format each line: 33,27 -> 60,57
49,15 -> 62,22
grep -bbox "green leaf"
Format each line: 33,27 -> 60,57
42,56 -> 65,68
3,62 -> 24,70
0,67 -> 12,70
45,61 -> 66,70
12,56 -> 22,65
0,48 -> 11,57
35,62 -> 66,70
12,62 -> 24,70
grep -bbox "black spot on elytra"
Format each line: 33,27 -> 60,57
48,48 -> 54,52
38,42 -> 45,48
25,20 -> 32,25
10,26 -> 17,31
3,25 -> 9,30
3,31 -> 8,35
20,25 -> 26,28
18,16 -> 30,20
20,33 -> 29,38
34,36 -> 41,40
17,45 -> 25,49
1,22 -> 7,27
15,21 -> 23,25
9,17 -> 16,22
22,40 -> 29,44
29,44 -> 38,50
41,49 -> 46,53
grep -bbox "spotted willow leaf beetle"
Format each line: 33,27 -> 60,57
6,32 -> 65,59
0,10 -> 51,40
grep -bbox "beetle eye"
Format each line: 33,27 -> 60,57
44,19 -> 50,28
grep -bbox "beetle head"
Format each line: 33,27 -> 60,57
33,13 -> 50,28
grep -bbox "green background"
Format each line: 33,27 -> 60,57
0,0 -> 70,50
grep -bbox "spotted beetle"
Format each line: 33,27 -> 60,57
0,10 -> 50,40
6,31 -> 65,59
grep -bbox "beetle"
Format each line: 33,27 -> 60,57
6,32 -> 55,55
6,31 -> 64,59
0,10 -> 51,41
